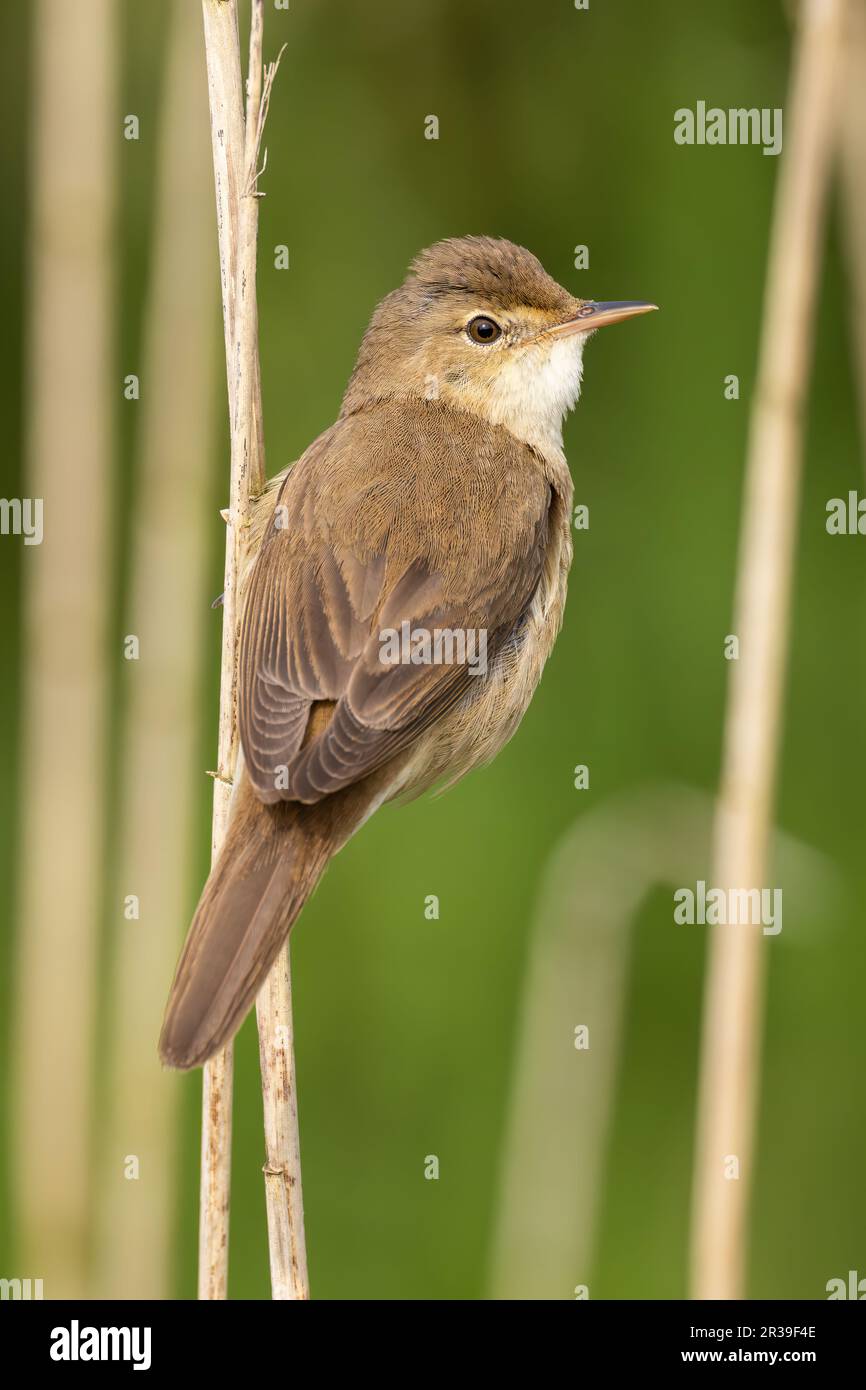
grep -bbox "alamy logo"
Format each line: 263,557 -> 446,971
674,880 -> 782,935
0,1276 -> 43,1299
826,492 -> 866,534
826,1270 -> 866,1299
379,622 -> 488,676
50,1320 -> 152,1371
674,102 -> 782,156
0,497 -> 43,545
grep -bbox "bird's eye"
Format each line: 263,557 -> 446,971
467,315 -> 502,345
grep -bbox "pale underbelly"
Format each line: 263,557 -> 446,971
394,573 -> 568,803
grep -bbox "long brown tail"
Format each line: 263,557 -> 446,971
160,766 -> 375,1070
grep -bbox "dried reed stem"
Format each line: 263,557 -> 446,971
256,949 -> 309,1298
199,0 -> 305,1302
689,0 -> 847,1300
198,0 -> 247,1302
240,24 -> 311,1302
13,0 -> 115,1299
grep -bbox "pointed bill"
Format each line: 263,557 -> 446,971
548,300 -> 658,336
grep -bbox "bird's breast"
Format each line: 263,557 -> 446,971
400,455 -> 574,798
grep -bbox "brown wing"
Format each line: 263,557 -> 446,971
238,400 -> 553,805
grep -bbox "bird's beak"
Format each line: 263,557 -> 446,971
547,300 -> 658,337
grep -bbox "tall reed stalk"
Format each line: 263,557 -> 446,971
199,0 -> 307,1301
689,0 -> 848,1301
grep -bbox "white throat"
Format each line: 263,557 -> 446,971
484,335 -> 585,459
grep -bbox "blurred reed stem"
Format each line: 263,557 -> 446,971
689,0 -> 847,1301
489,786 -> 712,1300
13,0 -> 115,1298
93,0 -> 217,1299
839,0 -> 866,465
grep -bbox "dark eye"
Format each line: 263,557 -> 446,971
467,315 -> 502,344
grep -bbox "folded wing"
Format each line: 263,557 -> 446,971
239,403 -> 553,805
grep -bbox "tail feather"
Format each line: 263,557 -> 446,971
160,771 -> 337,1069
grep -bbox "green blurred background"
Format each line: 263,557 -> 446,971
1,0 -> 864,1300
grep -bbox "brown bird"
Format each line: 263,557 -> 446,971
160,236 -> 655,1069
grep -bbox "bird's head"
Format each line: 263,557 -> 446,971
341,236 -> 656,457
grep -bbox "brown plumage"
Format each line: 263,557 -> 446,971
159,236 -> 655,1069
